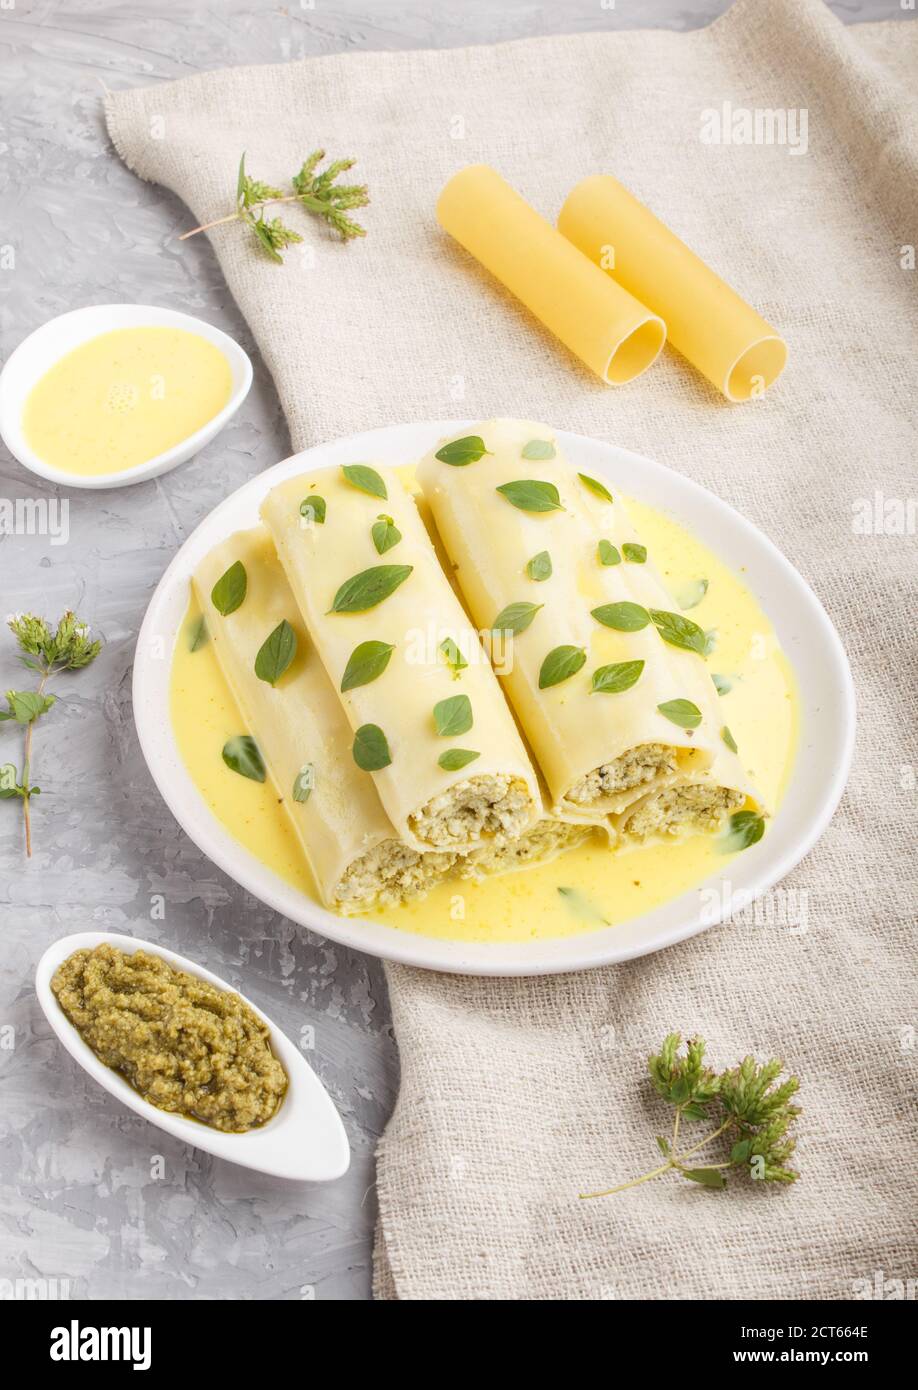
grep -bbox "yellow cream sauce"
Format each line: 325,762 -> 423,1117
170,498 -> 798,943
24,327 -> 232,477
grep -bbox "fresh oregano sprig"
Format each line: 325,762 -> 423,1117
1,612 -> 102,856
180,151 -> 369,261
581,1033 -> 800,1198
291,151 -> 369,241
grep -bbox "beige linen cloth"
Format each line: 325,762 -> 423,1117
107,0 -> 917,1300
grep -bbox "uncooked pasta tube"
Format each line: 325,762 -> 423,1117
558,174 -> 787,401
418,418 -> 754,834
261,466 -> 541,855
437,164 -> 665,385
194,528 -> 456,912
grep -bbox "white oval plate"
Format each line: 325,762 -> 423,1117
133,421 -> 854,976
0,304 -> 252,489
36,932 -> 350,1182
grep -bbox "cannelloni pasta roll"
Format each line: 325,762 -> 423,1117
593,487 -> 765,836
459,813 -> 596,880
194,529 -> 456,912
261,467 -> 541,854
615,735 -> 761,839
418,418 -> 748,833
613,659 -> 765,839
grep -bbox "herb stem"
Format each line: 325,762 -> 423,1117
179,195 -> 301,241
20,668 -> 49,858
579,1161 -> 674,1200
677,1118 -> 735,1160
579,1114 -> 738,1199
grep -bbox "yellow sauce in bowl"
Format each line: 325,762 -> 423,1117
23,326 -> 233,478
169,497 -> 799,945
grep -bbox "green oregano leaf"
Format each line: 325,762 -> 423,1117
725,809 -> 766,850
341,640 -> 395,692
222,735 -> 266,782
342,463 -> 388,499
712,673 -> 733,696
433,693 -> 473,736
539,645 -> 586,689
371,514 -> 402,555
521,438 -> 556,460
353,723 -> 391,771
292,764 -> 315,803
675,577 -> 708,610
721,725 -> 739,753
187,615 -> 208,652
211,560 -> 247,616
598,540 -> 621,566
683,1167 -> 727,1189
649,608 -> 708,656
578,473 -> 614,503
299,495 -> 327,525
5,691 -> 56,724
526,550 -> 552,581
657,698 -> 703,729
254,619 -> 297,686
435,435 -> 491,466
556,885 -> 610,926
492,601 -> 542,635
496,479 -> 563,513
591,659 -> 645,695
329,564 -> 413,613
591,601 -> 650,631
622,542 -> 647,564
438,748 -> 480,771
439,637 -> 467,679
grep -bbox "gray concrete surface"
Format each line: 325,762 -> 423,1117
0,0 -> 910,1303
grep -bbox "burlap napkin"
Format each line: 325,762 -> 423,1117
107,0 -> 918,1300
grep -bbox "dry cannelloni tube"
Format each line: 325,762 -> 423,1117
260,466 -> 541,855
418,418 -> 757,835
194,529 -> 457,913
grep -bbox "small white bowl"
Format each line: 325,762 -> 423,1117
35,931 -> 350,1182
0,304 -> 252,490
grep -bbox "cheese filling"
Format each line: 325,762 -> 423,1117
563,742 -> 679,808
623,784 -> 746,839
408,773 -> 535,849
335,816 -> 592,909
334,841 -> 457,910
460,817 -> 592,878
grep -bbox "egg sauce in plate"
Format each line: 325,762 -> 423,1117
23,326 -> 233,478
170,497 -> 798,945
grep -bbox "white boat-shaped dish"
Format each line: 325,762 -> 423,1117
35,931 -> 350,1182
132,421 -> 855,976
0,303 -> 252,489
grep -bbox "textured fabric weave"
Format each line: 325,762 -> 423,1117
107,0 -> 918,1300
